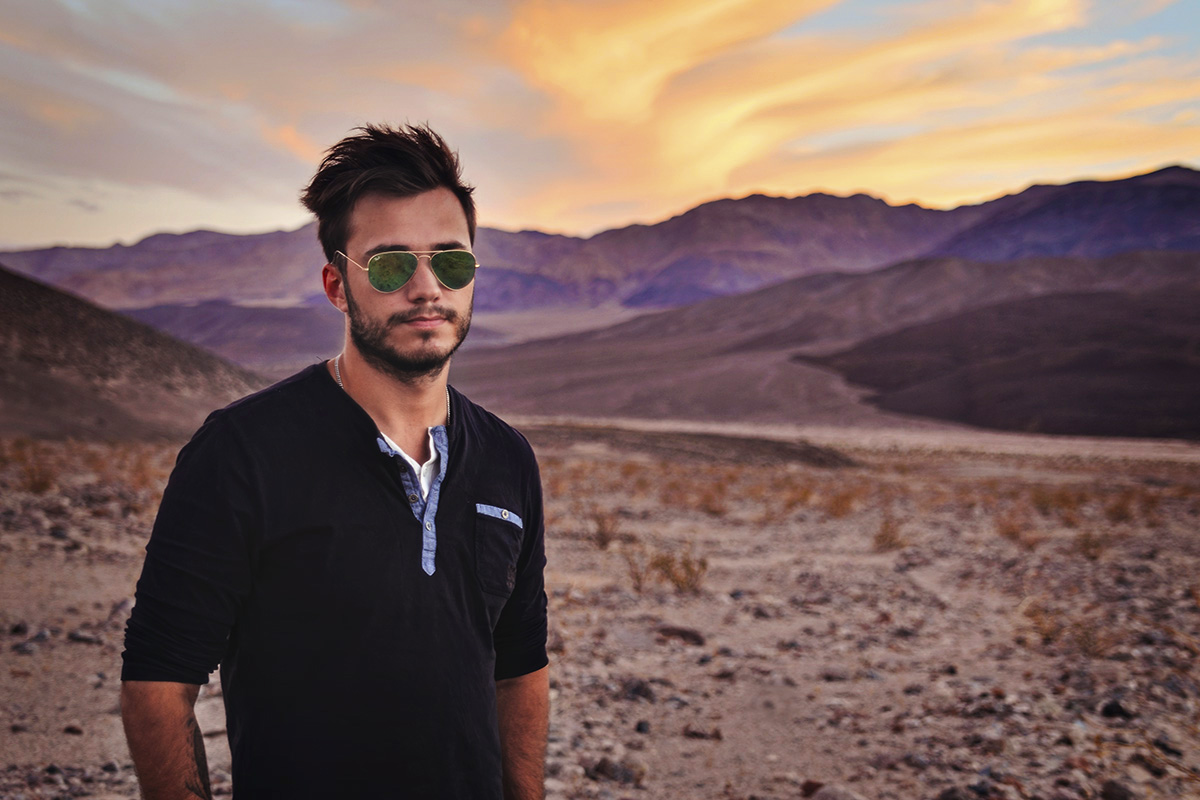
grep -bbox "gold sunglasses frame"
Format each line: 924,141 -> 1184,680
334,249 -> 480,292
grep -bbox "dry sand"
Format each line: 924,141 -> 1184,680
2,425 -> 1198,799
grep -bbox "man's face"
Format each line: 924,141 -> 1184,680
338,188 -> 474,381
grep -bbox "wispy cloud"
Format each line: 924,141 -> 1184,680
0,0 -> 1196,246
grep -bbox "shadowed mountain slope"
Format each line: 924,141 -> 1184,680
452,252 -> 1200,433
0,264 -> 264,439
930,166 -> 1200,261
806,289 -> 1200,438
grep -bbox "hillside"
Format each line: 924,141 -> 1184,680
452,251 -> 1200,436
0,264 -> 263,439
805,289 -> 1200,438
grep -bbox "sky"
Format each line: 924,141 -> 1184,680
0,0 -> 1197,249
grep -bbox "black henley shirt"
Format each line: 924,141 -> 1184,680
121,363 -> 548,798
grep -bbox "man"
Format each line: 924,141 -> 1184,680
120,124 -> 549,799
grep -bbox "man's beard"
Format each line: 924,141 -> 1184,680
344,283 -> 472,383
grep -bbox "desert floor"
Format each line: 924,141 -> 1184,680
2,423 -> 1198,799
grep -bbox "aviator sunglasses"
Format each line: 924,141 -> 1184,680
336,249 -> 479,292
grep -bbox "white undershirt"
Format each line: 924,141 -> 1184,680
379,429 -> 439,499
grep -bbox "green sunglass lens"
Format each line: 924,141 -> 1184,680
367,252 -> 417,292
431,251 -> 477,290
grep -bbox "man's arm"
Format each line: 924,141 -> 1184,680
121,681 -> 212,800
495,665 -> 549,800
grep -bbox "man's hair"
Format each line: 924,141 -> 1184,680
300,123 -> 476,269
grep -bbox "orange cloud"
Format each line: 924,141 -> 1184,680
482,0 -> 1196,234
260,123 -> 324,164
497,0 -> 839,120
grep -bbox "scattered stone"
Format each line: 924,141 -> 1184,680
1100,699 -> 1134,719
67,629 -> 103,645
618,678 -> 656,703
63,723 -> 84,735
1129,751 -> 1167,778
935,789 -> 972,800
656,625 -> 705,646
682,724 -> 722,740
821,666 -> 851,682
635,720 -> 650,734
811,785 -> 868,800
11,641 -> 37,655
1151,736 -> 1182,758
1100,780 -> 1134,800
801,780 -> 824,797
583,756 -> 644,786
100,762 -> 119,773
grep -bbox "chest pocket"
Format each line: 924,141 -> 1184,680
474,503 -> 524,598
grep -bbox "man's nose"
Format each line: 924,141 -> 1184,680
404,255 -> 443,300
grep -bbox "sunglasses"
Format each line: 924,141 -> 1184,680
335,249 -> 479,292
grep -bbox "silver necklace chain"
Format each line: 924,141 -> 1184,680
333,354 -> 450,425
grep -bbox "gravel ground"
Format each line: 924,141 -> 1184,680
2,427 -> 1198,799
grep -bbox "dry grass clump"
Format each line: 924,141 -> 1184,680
1068,617 -> 1122,658
872,513 -> 907,552
1021,599 -> 1065,645
622,543 -> 653,594
621,541 -> 708,595
1104,490 -> 1136,524
1074,530 -> 1109,561
822,485 -> 866,518
1030,485 -> 1085,522
587,506 -> 623,550
650,544 -> 708,594
994,510 -> 1043,550
3,438 -> 60,494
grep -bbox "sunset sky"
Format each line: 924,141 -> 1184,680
1,0 -> 1197,249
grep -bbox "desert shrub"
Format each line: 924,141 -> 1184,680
698,485 -> 727,517
1031,485 -> 1083,518
1069,618 -> 1121,658
872,513 -> 907,552
823,486 -> 863,518
587,507 -> 622,550
1074,530 -> 1108,561
622,543 -> 653,594
12,440 -> 57,494
1104,490 -> 1135,524
1022,599 -> 1065,645
995,511 -> 1025,542
650,545 -> 708,594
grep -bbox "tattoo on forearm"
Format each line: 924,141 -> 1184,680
183,716 -> 213,800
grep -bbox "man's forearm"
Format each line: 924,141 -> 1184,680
496,665 -> 550,800
121,681 -> 212,800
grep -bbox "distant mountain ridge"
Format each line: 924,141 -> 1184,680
3,165 -> 1195,314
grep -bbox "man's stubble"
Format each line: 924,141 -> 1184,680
344,279 -> 472,383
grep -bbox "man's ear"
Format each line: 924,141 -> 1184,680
322,262 -> 350,313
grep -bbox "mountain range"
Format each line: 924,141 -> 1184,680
5,164 -> 1199,439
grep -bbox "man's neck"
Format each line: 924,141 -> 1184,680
330,350 -> 449,462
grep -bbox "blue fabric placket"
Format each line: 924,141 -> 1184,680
376,426 -> 449,576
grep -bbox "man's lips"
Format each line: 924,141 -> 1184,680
404,316 -> 446,328
388,308 -> 456,328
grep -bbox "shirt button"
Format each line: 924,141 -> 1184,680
501,510 -> 509,519
408,494 -> 419,503
425,522 -> 433,531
